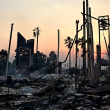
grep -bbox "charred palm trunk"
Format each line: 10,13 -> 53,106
36,34 -> 38,71
69,49 -> 71,74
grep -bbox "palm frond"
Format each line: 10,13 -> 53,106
64,41 -> 68,44
67,36 -> 71,40
33,32 -> 36,37
33,29 -> 35,31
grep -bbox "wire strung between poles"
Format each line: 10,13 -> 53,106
37,22 -> 87,80
81,12 -> 110,25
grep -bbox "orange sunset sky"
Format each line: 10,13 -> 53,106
0,0 -> 110,68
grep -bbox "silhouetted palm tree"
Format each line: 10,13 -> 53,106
64,36 -> 73,74
33,27 -> 40,70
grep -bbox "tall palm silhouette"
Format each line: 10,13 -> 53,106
64,36 -> 73,74
33,27 -> 40,70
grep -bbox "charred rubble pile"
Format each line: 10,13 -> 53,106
0,74 -> 110,110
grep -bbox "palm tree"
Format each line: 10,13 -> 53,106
33,27 -> 40,70
64,36 -> 73,74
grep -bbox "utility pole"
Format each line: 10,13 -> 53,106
89,7 -> 94,81
86,0 -> 90,81
98,15 -> 109,79
108,19 -> 110,81
57,30 -> 60,74
6,23 -> 14,77
83,0 -> 86,83
75,20 -> 79,90
88,7 -> 92,82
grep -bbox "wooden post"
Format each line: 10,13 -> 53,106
75,20 -> 79,90
6,23 -> 14,77
83,0 -> 86,83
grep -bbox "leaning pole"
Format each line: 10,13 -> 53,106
6,23 -> 14,77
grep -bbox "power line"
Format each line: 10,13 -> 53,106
37,22 -> 85,80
